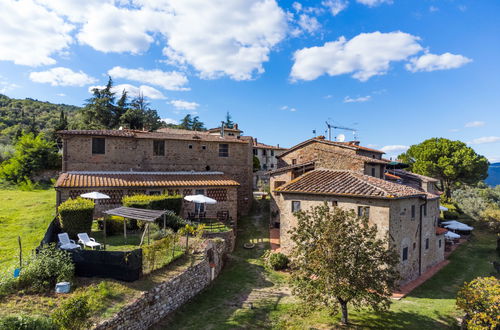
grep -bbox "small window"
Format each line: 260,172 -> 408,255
413,242 -> 416,250
253,149 -> 258,155
411,205 -> 416,218
439,239 -> 442,248
92,138 -> 105,154
425,238 -> 429,250
263,164 -> 268,170
402,247 -> 408,261
423,204 -> 427,216
262,149 -> 267,156
219,144 -> 229,157
357,206 -> 370,218
271,150 -> 275,156
332,201 -> 338,207
188,144 -> 193,149
292,159 -> 297,165
292,201 -> 301,213
202,145 -> 207,150
271,164 -> 274,168
371,167 -> 376,177
153,140 -> 165,156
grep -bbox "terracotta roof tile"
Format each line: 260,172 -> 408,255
55,172 -> 240,188
385,173 -> 402,180
275,169 -> 429,199
436,227 -> 448,235
279,137 -> 384,158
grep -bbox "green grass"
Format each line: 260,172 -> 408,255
158,200 -> 499,329
202,221 -> 232,233
0,188 -> 55,267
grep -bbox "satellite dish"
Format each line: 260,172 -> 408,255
337,134 -> 346,142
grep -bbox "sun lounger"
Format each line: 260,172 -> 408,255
77,233 -> 101,250
58,233 -> 81,250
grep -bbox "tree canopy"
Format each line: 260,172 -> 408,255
456,277 -> 500,329
398,138 -> 489,198
289,203 -> 399,325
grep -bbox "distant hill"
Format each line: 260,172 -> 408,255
0,94 -> 80,145
485,162 -> 500,186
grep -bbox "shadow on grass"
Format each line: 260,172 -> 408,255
347,309 -> 459,329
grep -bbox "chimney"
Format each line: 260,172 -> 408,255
255,138 -> 257,144
234,123 -> 238,130
220,121 -> 225,137
277,144 -> 279,148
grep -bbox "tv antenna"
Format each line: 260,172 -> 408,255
325,120 -> 358,141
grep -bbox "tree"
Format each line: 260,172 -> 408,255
398,138 -> 489,198
0,133 -> 59,183
289,203 -> 399,325
224,111 -> 234,128
179,114 -> 193,130
253,156 -> 260,171
456,277 -> 500,329
481,205 -> 500,252
191,116 -> 205,131
82,77 -> 117,129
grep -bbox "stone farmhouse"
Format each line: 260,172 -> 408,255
269,136 -> 444,284
55,127 -> 254,221
252,139 -> 287,189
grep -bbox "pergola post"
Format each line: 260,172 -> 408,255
123,217 -> 127,243
103,216 -> 107,250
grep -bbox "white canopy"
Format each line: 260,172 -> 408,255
445,231 -> 461,239
184,194 -> 217,204
445,221 -> 474,231
80,191 -> 110,200
439,205 -> 449,211
441,220 -> 459,225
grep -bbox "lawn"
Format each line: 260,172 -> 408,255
0,188 -> 55,267
159,200 -> 499,329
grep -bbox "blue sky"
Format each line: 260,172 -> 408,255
0,0 -> 499,161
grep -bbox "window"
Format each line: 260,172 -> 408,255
271,164 -> 274,168
332,201 -> 338,207
292,201 -> 301,213
271,150 -> 275,156
219,144 -> 229,157
292,159 -> 297,165
262,149 -> 267,156
188,144 -> 193,149
153,140 -> 165,156
411,205 -> 416,218
371,167 -> 376,177
263,164 -> 268,170
92,138 -> 105,154
423,204 -> 427,216
274,181 -> 286,189
413,242 -> 416,250
202,145 -> 207,150
253,149 -> 258,155
425,238 -> 429,250
439,239 -> 442,248
149,190 -> 161,195
357,206 -> 370,218
402,247 -> 408,261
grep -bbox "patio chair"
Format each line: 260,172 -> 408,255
58,233 -> 81,250
77,233 -> 101,250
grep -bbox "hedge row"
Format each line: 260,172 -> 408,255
122,194 -> 183,215
58,197 -> 95,238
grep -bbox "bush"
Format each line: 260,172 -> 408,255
122,194 -> 183,215
58,197 -> 94,238
18,244 -> 74,293
164,213 -> 187,232
443,210 -> 460,220
0,315 -> 55,330
456,276 -> 500,329
99,216 -> 125,236
51,295 -> 91,330
267,252 -> 289,270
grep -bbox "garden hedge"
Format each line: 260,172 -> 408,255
58,197 -> 94,238
122,194 -> 183,214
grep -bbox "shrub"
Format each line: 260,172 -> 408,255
267,252 -> 289,270
164,213 -> 187,232
58,197 -> 94,238
457,276 -> 500,329
142,230 -> 180,273
18,244 -> 74,293
0,315 -> 55,330
122,194 -> 183,215
101,216 -> 125,236
51,295 -> 91,330
443,210 -> 460,220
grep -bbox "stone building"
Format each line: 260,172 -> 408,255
252,139 -> 287,190
269,137 -> 444,284
55,128 -> 254,219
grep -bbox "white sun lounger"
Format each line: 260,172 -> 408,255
58,233 -> 81,250
77,233 -> 101,250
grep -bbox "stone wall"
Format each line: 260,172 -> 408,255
203,230 -> 235,253
94,239 -> 226,330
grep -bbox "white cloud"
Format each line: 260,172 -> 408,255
170,100 -> 200,110
344,95 -> 371,103
30,67 -> 97,86
322,0 -> 348,16
280,105 -> 297,112
0,0 -> 74,66
406,52 -> 472,72
297,14 -> 321,34
161,118 -> 178,125
88,83 -> 166,100
429,6 -> 439,12
108,66 -> 189,91
56,93 -> 66,97
356,0 -> 393,7
465,121 -> 485,128
468,137 -> 500,145
380,145 -> 409,153
0,75 -> 20,94
291,31 -> 423,82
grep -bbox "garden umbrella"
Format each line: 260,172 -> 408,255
439,205 -> 449,211
80,192 -> 110,200
184,194 -> 217,204
444,231 -> 461,239
445,222 -> 474,231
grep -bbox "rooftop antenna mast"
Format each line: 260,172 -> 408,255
325,120 -> 358,141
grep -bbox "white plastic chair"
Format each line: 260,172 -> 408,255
77,233 -> 101,250
58,233 -> 81,250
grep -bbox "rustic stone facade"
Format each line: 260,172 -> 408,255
58,130 -> 253,216
94,239 -> 226,330
253,140 -> 287,189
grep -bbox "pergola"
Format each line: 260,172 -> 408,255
103,207 -> 174,249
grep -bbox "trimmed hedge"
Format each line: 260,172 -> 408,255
122,194 -> 183,215
58,197 -> 94,238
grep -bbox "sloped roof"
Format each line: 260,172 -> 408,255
278,137 -> 385,158
55,171 -> 240,188
253,140 -> 287,150
275,169 -> 430,199
393,169 -> 439,183
267,161 -> 315,175
436,227 -> 448,235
